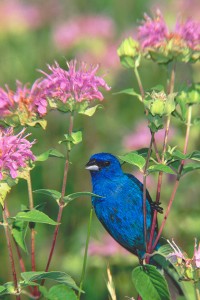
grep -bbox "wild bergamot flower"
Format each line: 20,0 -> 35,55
39,60 -> 111,104
0,128 -> 35,180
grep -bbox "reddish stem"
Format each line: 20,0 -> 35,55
152,136 -> 161,163
42,113 -> 74,285
14,241 -> 26,272
152,105 -> 192,249
147,62 -> 175,256
14,240 -> 34,294
43,204 -> 64,275
143,134 -> 154,251
146,172 -> 163,260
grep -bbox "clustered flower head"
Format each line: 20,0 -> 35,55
0,80 -> 47,125
0,59 -> 110,127
0,128 -> 35,180
138,9 -> 168,48
40,60 -> 111,105
138,9 -> 200,51
175,19 -> 200,50
167,239 -> 200,280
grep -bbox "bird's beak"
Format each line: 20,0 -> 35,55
85,160 -> 100,171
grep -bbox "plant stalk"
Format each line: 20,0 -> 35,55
27,171 -> 39,297
42,113 -> 74,283
147,62 -> 175,255
78,208 -> 93,300
152,105 -> 192,249
134,67 -> 145,100
143,133 -> 154,253
3,204 -> 21,300
27,171 -> 36,272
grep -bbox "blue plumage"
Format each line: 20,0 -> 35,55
86,152 -> 159,260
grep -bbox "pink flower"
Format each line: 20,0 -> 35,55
53,15 -> 115,50
0,128 -> 35,180
123,121 -> 175,151
137,9 -> 200,51
39,60 -> 111,103
175,19 -> 200,50
0,80 -> 47,119
193,238 -> 200,268
166,239 -> 186,264
138,9 -> 168,48
88,234 -> 129,257
0,0 -> 41,33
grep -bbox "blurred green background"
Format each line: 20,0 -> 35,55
0,0 -> 200,299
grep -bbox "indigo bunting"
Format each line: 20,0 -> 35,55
85,152 -> 162,261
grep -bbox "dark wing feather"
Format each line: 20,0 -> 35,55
125,173 -> 158,231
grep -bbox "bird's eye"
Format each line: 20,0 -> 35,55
104,161 -> 110,167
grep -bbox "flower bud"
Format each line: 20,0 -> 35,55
117,38 -> 140,68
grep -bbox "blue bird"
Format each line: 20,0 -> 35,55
85,152 -> 162,261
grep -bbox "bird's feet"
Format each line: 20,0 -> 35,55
151,202 -> 163,214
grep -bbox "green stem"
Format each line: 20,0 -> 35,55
134,67 -> 145,100
167,62 -> 176,94
3,204 -> 21,300
27,171 -> 39,297
27,172 -> 36,272
78,208 -> 93,300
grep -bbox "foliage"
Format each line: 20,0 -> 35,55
0,1 -> 200,300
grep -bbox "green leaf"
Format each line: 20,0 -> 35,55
164,93 -> 176,115
11,220 -> 28,253
21,271 -> 81,292
169,149 -> 188,160
34,189 -> 61,201
137,148 -> 149,157
148,164 -> 175,175
189,150 -> 200,162
79,104 -> 103,116
0,182 -> 11,206
71,131 -> 82,144
150,85 -> 165,92
1,281 -> 16,295
36,149 -> 65,161
157,244 -> 174,257
148,49 -> 172,64
167,149 -> 200,162
118,152 -> 146,170
132,265 -> 170,300
60,131 -> 82,146
15,210 -> 58,225
63,192 -> 102,204
38,286 -> 48,298
27,119 -> 47,129
114,88 -> 142,102
182,163 -> 200,176
0,286 -> 6,294
46,284 -> 78,300
147,114 -> 164,133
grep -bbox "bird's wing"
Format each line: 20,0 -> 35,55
125,173 -> 153,204
125,173 -> 159,231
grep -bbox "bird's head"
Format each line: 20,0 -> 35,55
85,153 -> 123,178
